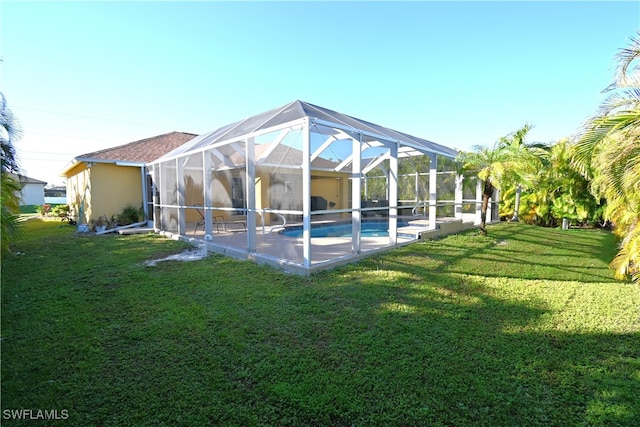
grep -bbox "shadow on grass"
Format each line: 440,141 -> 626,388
396,222 -> 621,283
291,258 -> 639,426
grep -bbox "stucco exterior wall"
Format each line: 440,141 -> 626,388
65,163 -> 90,222
310,171 -> 348,210
19,183 -> 46,206
64,162 -> 143,223
91,164 -> 143,220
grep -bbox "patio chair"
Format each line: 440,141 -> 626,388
213,215 -> 246,232
194,208 -> 246,233
194,208 -> 206,232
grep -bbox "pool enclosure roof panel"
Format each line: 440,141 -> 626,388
154,100 -> 458,162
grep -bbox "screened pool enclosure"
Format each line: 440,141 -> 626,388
149,101 -> 493,273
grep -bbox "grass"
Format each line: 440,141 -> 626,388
2,219 -> 639,426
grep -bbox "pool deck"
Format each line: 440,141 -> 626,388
167,216 -> 476,274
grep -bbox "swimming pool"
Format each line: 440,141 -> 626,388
280,221 -> 410,238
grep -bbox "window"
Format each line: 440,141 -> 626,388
231,177 -> 245,215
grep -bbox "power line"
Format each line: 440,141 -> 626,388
18,151 -> 74,159
13,105 -> 161,128
26,130 -> 129,144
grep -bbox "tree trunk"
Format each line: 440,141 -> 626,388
511,185 -> 521,222
479,180 -> 494,236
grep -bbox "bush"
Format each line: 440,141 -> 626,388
117,205 -> 145,225
35,204 -> 51,216
51,204 -> 70,218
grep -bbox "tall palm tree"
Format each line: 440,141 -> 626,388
1,93 -> 21,173
1,93 -> 23,257
497,123 -> 547,222
574,32 -> 640,282
457,144 -> 511,236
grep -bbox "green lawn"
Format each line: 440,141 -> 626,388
2,219 -> 639,426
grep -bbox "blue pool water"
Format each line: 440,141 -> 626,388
280,222 -> 410,238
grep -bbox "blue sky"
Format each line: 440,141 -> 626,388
1,1 -> 638,185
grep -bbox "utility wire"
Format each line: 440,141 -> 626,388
13,105 -> 161,128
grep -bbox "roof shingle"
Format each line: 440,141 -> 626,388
77,131 -> 198,164
9,173 -> 47,185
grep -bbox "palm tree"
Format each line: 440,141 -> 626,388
574,32 -> 640,282
545,139 -> 603,227
457,144 -> 511,236
497,123 -> 547,222
499,139 -> 603,227
1,93 -> 24,257
1,174 -> 23,254
1,93 -> 21,174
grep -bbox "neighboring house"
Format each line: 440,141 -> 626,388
10,173 -> 47,207
44,185 -> 67,205
61,131 -> 198,225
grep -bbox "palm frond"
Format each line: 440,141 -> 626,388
0,93 -> 22,174
573,110 -> 640,176
615,31 -> 640,85
610,221 -> 640,282
598,88 -> 640,115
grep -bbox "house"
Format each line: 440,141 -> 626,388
61,131 -> 198,225
44,185 -> 67,205
148,100 -> 492,273
10,173 -> 46,207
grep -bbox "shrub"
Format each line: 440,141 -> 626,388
51,204 -> 70,218
118,205 -> 145,225
35,204 -> 51,216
